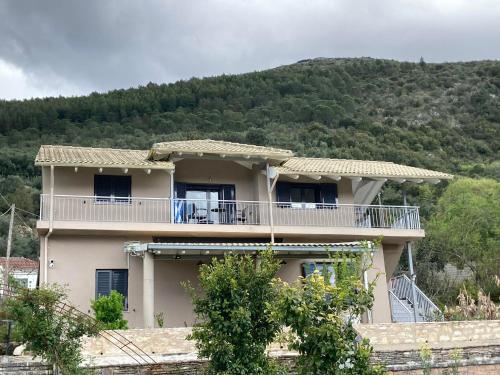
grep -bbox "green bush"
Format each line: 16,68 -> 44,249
273,249 -> 386,375
5,285 -> 98,374
91,291 -> 128,330
185,249 -> 284,375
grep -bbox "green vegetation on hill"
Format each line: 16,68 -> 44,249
0,57 -> 498,303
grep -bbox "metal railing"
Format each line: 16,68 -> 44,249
40,195 -> 421,230
389,274 -> 443,321
388,290 -> 415,323
40,194 -> 170,223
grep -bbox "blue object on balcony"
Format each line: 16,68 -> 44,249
174,200 -> 185,223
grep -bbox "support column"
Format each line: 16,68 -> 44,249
143,251 -> 155,329
366,245 -> 392,323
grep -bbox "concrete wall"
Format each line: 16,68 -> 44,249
42,160 -> 355,204
42,234 -> 149,328
42,166 -> 171,198
41,233 -> 398,328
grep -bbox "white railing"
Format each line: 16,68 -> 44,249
40,195 -> 171,223
272,202 -> 420,229
389,274 -> 443,321
39,195 -> 421,230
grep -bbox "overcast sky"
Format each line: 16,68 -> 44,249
0,0 -> 499,100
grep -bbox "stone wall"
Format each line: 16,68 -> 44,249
1,321 -> 499,374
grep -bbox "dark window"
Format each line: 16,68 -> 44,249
94,175 -> 131,202
302,263 -> 336,285
276,182 -> 338,208
95,269 -> 128,309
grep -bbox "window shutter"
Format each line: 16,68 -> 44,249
220,185 -> 235,201
174,183 -> 187,199
94,175 -> 112,197
276,182 -> 291,202
96,270 -> 111,298
319,184 -> 338,204
112,270 -> 128,308
114,176 -> 131,198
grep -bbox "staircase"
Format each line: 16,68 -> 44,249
389,274 -> 443,323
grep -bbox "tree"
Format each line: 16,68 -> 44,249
185,249 -> 283,375
91,290 -> 128,330
423,178 -> 500,299
273,249 -> 385,375
5,285 -> 99,374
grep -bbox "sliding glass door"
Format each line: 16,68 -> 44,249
175,183 -> 235,224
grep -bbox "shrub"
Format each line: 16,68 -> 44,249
91,291 -> 128,330
185,249 -> 283,375
273,248 -> 385,375
443,284 -> 499,321
5,284 -> 98,374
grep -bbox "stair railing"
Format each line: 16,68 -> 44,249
389,274 -> 443,321
388,290 -> 415,322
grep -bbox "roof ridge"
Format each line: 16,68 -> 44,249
40,145 -> 149,153
154,139 -> 293,152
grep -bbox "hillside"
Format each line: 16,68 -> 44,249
0,58 -> 499,296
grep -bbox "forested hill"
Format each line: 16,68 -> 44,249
1,58 -> 499,181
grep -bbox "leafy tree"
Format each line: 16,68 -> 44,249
273,249 -> 385,375
5,285 -> 99,374
418,178 -> 500,301
91,290 -> 128,330
185,249 -> 283,375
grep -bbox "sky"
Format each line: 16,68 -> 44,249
0,0 -> 499,100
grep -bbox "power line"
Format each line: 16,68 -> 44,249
0,191 -> 39,218
0,192 -> 10,208
0,207 -> 11,218
16,207 -> 39,218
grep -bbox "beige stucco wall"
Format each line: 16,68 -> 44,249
367,244 -> 392,323
174,159 -> 257,201
42,234 -> 150,328
41,233 -> 395,328
42,166 -> 171,198
43,160 -> 355,204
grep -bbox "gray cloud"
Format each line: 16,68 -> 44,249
0,0 -> 499,99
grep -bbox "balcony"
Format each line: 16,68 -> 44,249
39,195 -> 421,231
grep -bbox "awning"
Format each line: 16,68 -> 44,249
124,241 -> 373,257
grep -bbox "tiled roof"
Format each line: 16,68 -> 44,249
35,145 -> 174,170
149,139 -> 293,160
34,141 -> 452,180
277,157 -> 453,180
0,257 -> 39,270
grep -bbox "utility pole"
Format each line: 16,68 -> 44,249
4,204 -> 15,291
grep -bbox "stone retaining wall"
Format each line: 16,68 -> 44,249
1,321 -> 499,374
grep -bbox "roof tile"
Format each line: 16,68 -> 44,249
35,145 -> 174,170
150,139 -> 293,160
277,157 -> 453,180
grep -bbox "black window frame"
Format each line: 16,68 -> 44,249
94,175 -> 132,204
95,269 -> 128,310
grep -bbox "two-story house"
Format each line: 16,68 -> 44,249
35,140 -> 452,328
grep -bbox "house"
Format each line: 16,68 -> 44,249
35,140 -> 452,328
0,257 -> 39,289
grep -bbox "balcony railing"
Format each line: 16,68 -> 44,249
39,195 -> 421,230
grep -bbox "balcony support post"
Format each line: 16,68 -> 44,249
143,251 -> 155,329
169,170 -> 175,223
43,165 -> 55,284
265,163 -> 278,244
